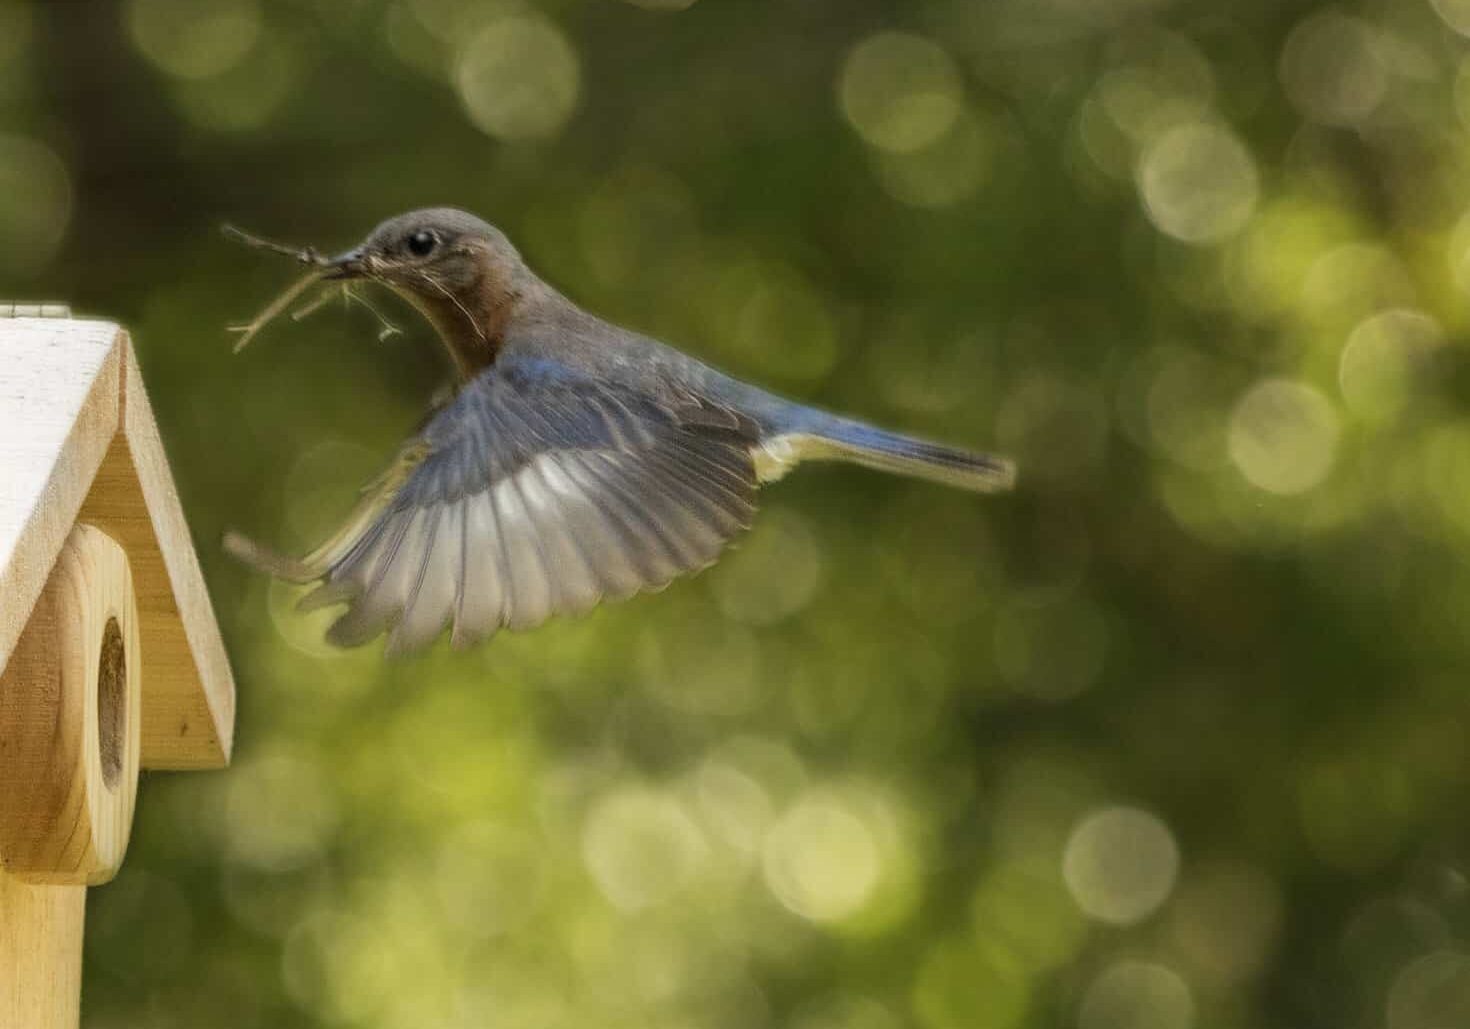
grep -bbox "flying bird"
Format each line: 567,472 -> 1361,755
225,209 -> 1014,654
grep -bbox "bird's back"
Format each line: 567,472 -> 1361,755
500,293 -> 814,437
496,292 -> 1013,494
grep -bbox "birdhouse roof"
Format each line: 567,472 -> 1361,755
0,317 -> 234,768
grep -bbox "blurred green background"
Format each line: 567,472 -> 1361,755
7,0 -> 1470,1026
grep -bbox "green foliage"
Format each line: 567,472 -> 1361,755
8,0 -> 1470,1026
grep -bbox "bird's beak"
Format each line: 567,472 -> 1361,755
323,247 -> 367,280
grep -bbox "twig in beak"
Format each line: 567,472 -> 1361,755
343,285 -> 403,342
223,223 -> 399,350
227,269 -> 325,353
222,224 -> 329,267
224,222 -> 335,352
290,283 -> 341,323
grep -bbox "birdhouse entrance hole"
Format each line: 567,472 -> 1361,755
97,616 -> 125,792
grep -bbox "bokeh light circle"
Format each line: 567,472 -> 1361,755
838,32 -> 964,154
434,822 -> 545,938
913,935 -> 1030,1029
582,786 -> 707,910
224,752 -> 340,872
1386,950 -> 1470,1029
1346,307 -> 1434,420
1434,0 -> 1470,38
1096,29 -> 1216,145
712,506 -> 824,625
695,757 -> 775,857
127,0 -> 262,80
1168,862 -> 1282,986
1137,123 -> 1258,244
872,109 -> 994,208
1228,379 -> 1340,495
455,15 -> 581,140
1301,244 -> 1416,326
715,258 -> 839,385
0,134 -> 71,277
1279,12 -> 1385,126
1079,961 -> 1194,1029
1338,309 -> 1441,422
763,790 -> 882,923
175,43 -> 299,132
1063,806 -> 1180,925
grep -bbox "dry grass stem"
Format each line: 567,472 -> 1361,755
227,269 -> 326,353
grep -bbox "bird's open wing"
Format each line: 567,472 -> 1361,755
229,356 -> 760,653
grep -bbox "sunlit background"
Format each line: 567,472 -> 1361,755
7,0 -> 1470,1026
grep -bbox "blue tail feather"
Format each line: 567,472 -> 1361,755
692,372 -> 1014,492
775,413 -> 1015,493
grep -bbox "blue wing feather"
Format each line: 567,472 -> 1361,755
242,354 -> 760,652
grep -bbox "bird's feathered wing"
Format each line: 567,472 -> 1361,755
227,356 -> 760,654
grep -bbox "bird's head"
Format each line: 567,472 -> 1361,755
327,208 -> 518,292
325,207 -> 535,369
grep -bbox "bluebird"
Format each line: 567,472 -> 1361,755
226,208 -> 1014,654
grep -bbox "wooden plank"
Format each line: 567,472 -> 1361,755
0,876 -> 85,1029
78,333 -> 235,768
0,318 -> 235,769
0,319 -> 120,692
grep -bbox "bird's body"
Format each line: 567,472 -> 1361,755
227,208 -> 1014,653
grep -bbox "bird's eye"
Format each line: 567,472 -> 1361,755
406,230 -> 437,257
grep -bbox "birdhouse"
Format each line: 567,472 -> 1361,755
0,310 -> 235,1027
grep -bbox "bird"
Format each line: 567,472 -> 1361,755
225,208 -> 1015,655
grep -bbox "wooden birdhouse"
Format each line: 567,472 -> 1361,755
0,310 -> 235,1027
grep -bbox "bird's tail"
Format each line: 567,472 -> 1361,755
759,418 -> 1015,493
